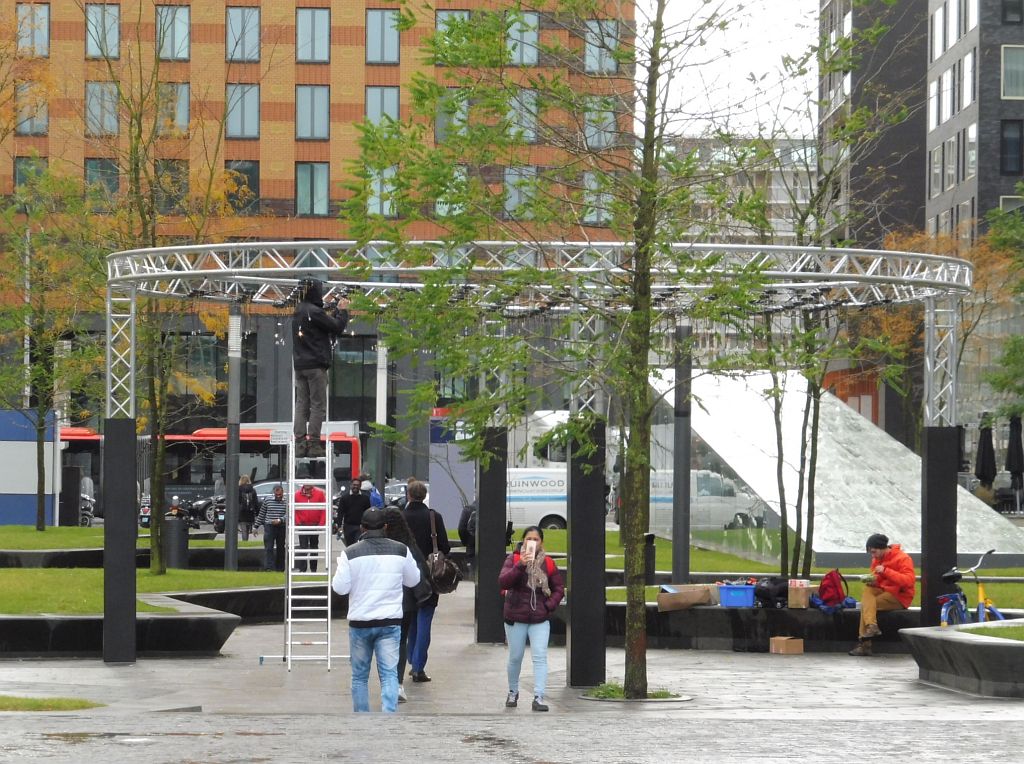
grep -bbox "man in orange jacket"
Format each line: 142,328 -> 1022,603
849,533 -> 916,657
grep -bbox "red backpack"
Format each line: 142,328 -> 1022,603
818,569 -> 848,607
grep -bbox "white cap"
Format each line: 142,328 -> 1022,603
360,480 -> 373,491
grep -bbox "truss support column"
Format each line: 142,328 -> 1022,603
224,303 -> 242,571
921,296 -> 959,627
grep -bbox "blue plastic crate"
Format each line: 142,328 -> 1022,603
718,584 -> 756,607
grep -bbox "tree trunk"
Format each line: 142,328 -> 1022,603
802,382 -> 821,577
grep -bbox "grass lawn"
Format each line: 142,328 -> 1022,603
969,625 -> 1024,641
0,696 -> 103,711
0,569 -> 285,615
0,526 -> 263,550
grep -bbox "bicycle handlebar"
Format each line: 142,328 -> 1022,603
966,548 -> 997,575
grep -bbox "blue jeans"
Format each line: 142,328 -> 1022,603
407,605 -> 435,673
505,620 -> 550,699
349,625 -> 401,713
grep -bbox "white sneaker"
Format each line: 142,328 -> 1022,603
397,685 -> 407,703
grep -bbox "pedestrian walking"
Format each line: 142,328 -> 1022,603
499,526 -> 565,711
332,507 -> 421,713
255,484 -> 287,571
402,480 -> 449,683
238,475 -> 257,541
382,507 -> 433,703
339,479 -> 371,546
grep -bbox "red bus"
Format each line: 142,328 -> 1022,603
61,423 -> 362,513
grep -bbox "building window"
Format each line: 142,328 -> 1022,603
435,88 -> 467,142
14,156 -> 47,188
507,88 -> 537,143
296,8 -> 330,63
938,208 -> 951,235
85,158 -> 119,196
85,82 -> 119,136
155,159 -> 188,213
435,166 -> 466,217
940,68 -> 953,121
504,165 -> 536,218
947,0 -> 959,47
1003,0 -> 1023,24
930,146 -> 943,198
944,136 -> 957,190
958,199 -> 974,246
584,97 -> 616,150
930,7 -> 943,62
15,83 -> 47,135
367,166 -> 397,217
965,122 -> 977,178
585,20 -> 619,74
226,84 -> 259,138
1003,46 -> 1024,98
16,3 -> 49,57
436,9 -> 469,32
967,0 -> 978,30
156,6 -> 190,61
1000,195 -> 1024,211
296,162 -> 329,216
296,85 -> 329,139
963,50 -> 974,108
366,86 -> 399,126
86,3 -> 119,59
366,9 -> 399,64
583,171 -> 611,225
157,82 -> 189,135
507,11 -> 538,66
226,160 -> 259,213
1000,120 -> 1023,174
227,7 -> 260,62
928,80 -> 938,132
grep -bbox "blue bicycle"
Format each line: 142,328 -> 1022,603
938,548 -> 1006,626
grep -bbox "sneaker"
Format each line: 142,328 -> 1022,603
532,696 -> 548,712
397,685 -> 407,703
505,691 -> 518,708
848,641 -> 873,657
863,623 -> 882,639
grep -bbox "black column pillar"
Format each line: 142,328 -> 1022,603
672,324 -> 692,583
475,426 -> 507,643
103,417 -> 137,663
921,426 -> 958,626
567,422 -> 606,687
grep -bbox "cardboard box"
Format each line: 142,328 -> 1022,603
787,586 -> 811,609
657,584 -> 713,612
770,636 -> 804,654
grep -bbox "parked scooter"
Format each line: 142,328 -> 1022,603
79,495 -> 95,527
139,496 -> 152,528
213,506 -> 226,534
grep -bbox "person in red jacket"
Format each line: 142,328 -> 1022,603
498,526 -> 565,711
294,483 -> 327,573
849,533 -> 916,657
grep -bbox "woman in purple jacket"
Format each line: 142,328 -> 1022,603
498,526 -> 565,712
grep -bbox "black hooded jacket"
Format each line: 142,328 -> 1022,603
292,280 -> 349,370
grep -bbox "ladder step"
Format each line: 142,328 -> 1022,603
290,617 -> 331,623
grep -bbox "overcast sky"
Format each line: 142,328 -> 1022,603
655,0 -> 820,136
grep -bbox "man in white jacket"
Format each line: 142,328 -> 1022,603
332,507 -> 421,712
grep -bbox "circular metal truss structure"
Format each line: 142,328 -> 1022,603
106,241 -> 972,425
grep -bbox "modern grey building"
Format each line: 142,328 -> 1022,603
819,0 -> 929,247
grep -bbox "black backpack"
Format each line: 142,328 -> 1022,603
754,576 -> 789,609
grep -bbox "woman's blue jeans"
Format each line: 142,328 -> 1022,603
504,620 -> 550,698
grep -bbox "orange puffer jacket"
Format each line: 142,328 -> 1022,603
873,544 -> 916,608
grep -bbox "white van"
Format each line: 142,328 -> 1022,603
507,466 -> 766,534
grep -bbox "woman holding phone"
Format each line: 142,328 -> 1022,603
498,526 -> 565,711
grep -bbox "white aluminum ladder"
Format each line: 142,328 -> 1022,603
282,435 -> 335,670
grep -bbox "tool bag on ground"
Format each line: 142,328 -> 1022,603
427,510 -> 462,594
754,576 -> 789,608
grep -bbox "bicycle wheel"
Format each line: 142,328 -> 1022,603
942,601 -> 965,626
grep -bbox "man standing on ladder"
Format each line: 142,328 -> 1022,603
292,279 -> 348,457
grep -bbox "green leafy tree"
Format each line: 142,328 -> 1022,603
0,170 -> 109,530
342,0 -> 769,697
